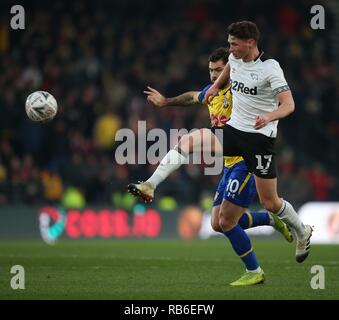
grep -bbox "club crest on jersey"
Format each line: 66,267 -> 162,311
250,73 -> 258,80
223,97 -> 229,108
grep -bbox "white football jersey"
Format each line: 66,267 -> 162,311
227,52 -> 290,138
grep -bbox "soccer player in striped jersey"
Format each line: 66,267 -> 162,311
128,48 -> 293,285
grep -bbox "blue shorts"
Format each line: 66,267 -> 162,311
213,160 -> 256,208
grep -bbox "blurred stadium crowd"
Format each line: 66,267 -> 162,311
0,0 -> 338,209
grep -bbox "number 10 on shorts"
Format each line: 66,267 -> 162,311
226,179 -> 240,197
255,155 -> 272,175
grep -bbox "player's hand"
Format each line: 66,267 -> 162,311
204,84 -> 219,103
144,86 -> 167,107
254,114 -> 272,129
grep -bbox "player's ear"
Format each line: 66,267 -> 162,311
248,38 -> 256,47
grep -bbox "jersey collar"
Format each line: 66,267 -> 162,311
254,50 -> 264,62
242,50 -> 264,65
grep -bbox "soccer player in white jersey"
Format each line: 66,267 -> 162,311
127,21 -> 312,285
203,21 -> 313,264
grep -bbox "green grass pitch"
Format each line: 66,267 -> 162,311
0,239 -> 338,299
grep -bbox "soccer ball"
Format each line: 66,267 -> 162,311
25,91 -> 58,122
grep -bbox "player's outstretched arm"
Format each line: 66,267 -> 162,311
254,90 -> 295,129
204,63 -> 230,102
144,86 -> 199,107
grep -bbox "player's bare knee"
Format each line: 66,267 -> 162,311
177,135 -> 192,153
219,215 -> 237,232
211,218 -> 222,232
211,207 -> 222,232
261,198 -> 279,213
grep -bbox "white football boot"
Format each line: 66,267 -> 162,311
295,225 -> 313,263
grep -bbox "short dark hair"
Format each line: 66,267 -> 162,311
208,47 -> 228,64
227,21 -> 260,42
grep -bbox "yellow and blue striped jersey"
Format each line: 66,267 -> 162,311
194,83 -> 243,168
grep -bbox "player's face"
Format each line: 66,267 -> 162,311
209,60 -> 225,83
228,35 -> 253,59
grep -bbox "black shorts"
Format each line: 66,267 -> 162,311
211,125 -> 277,179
